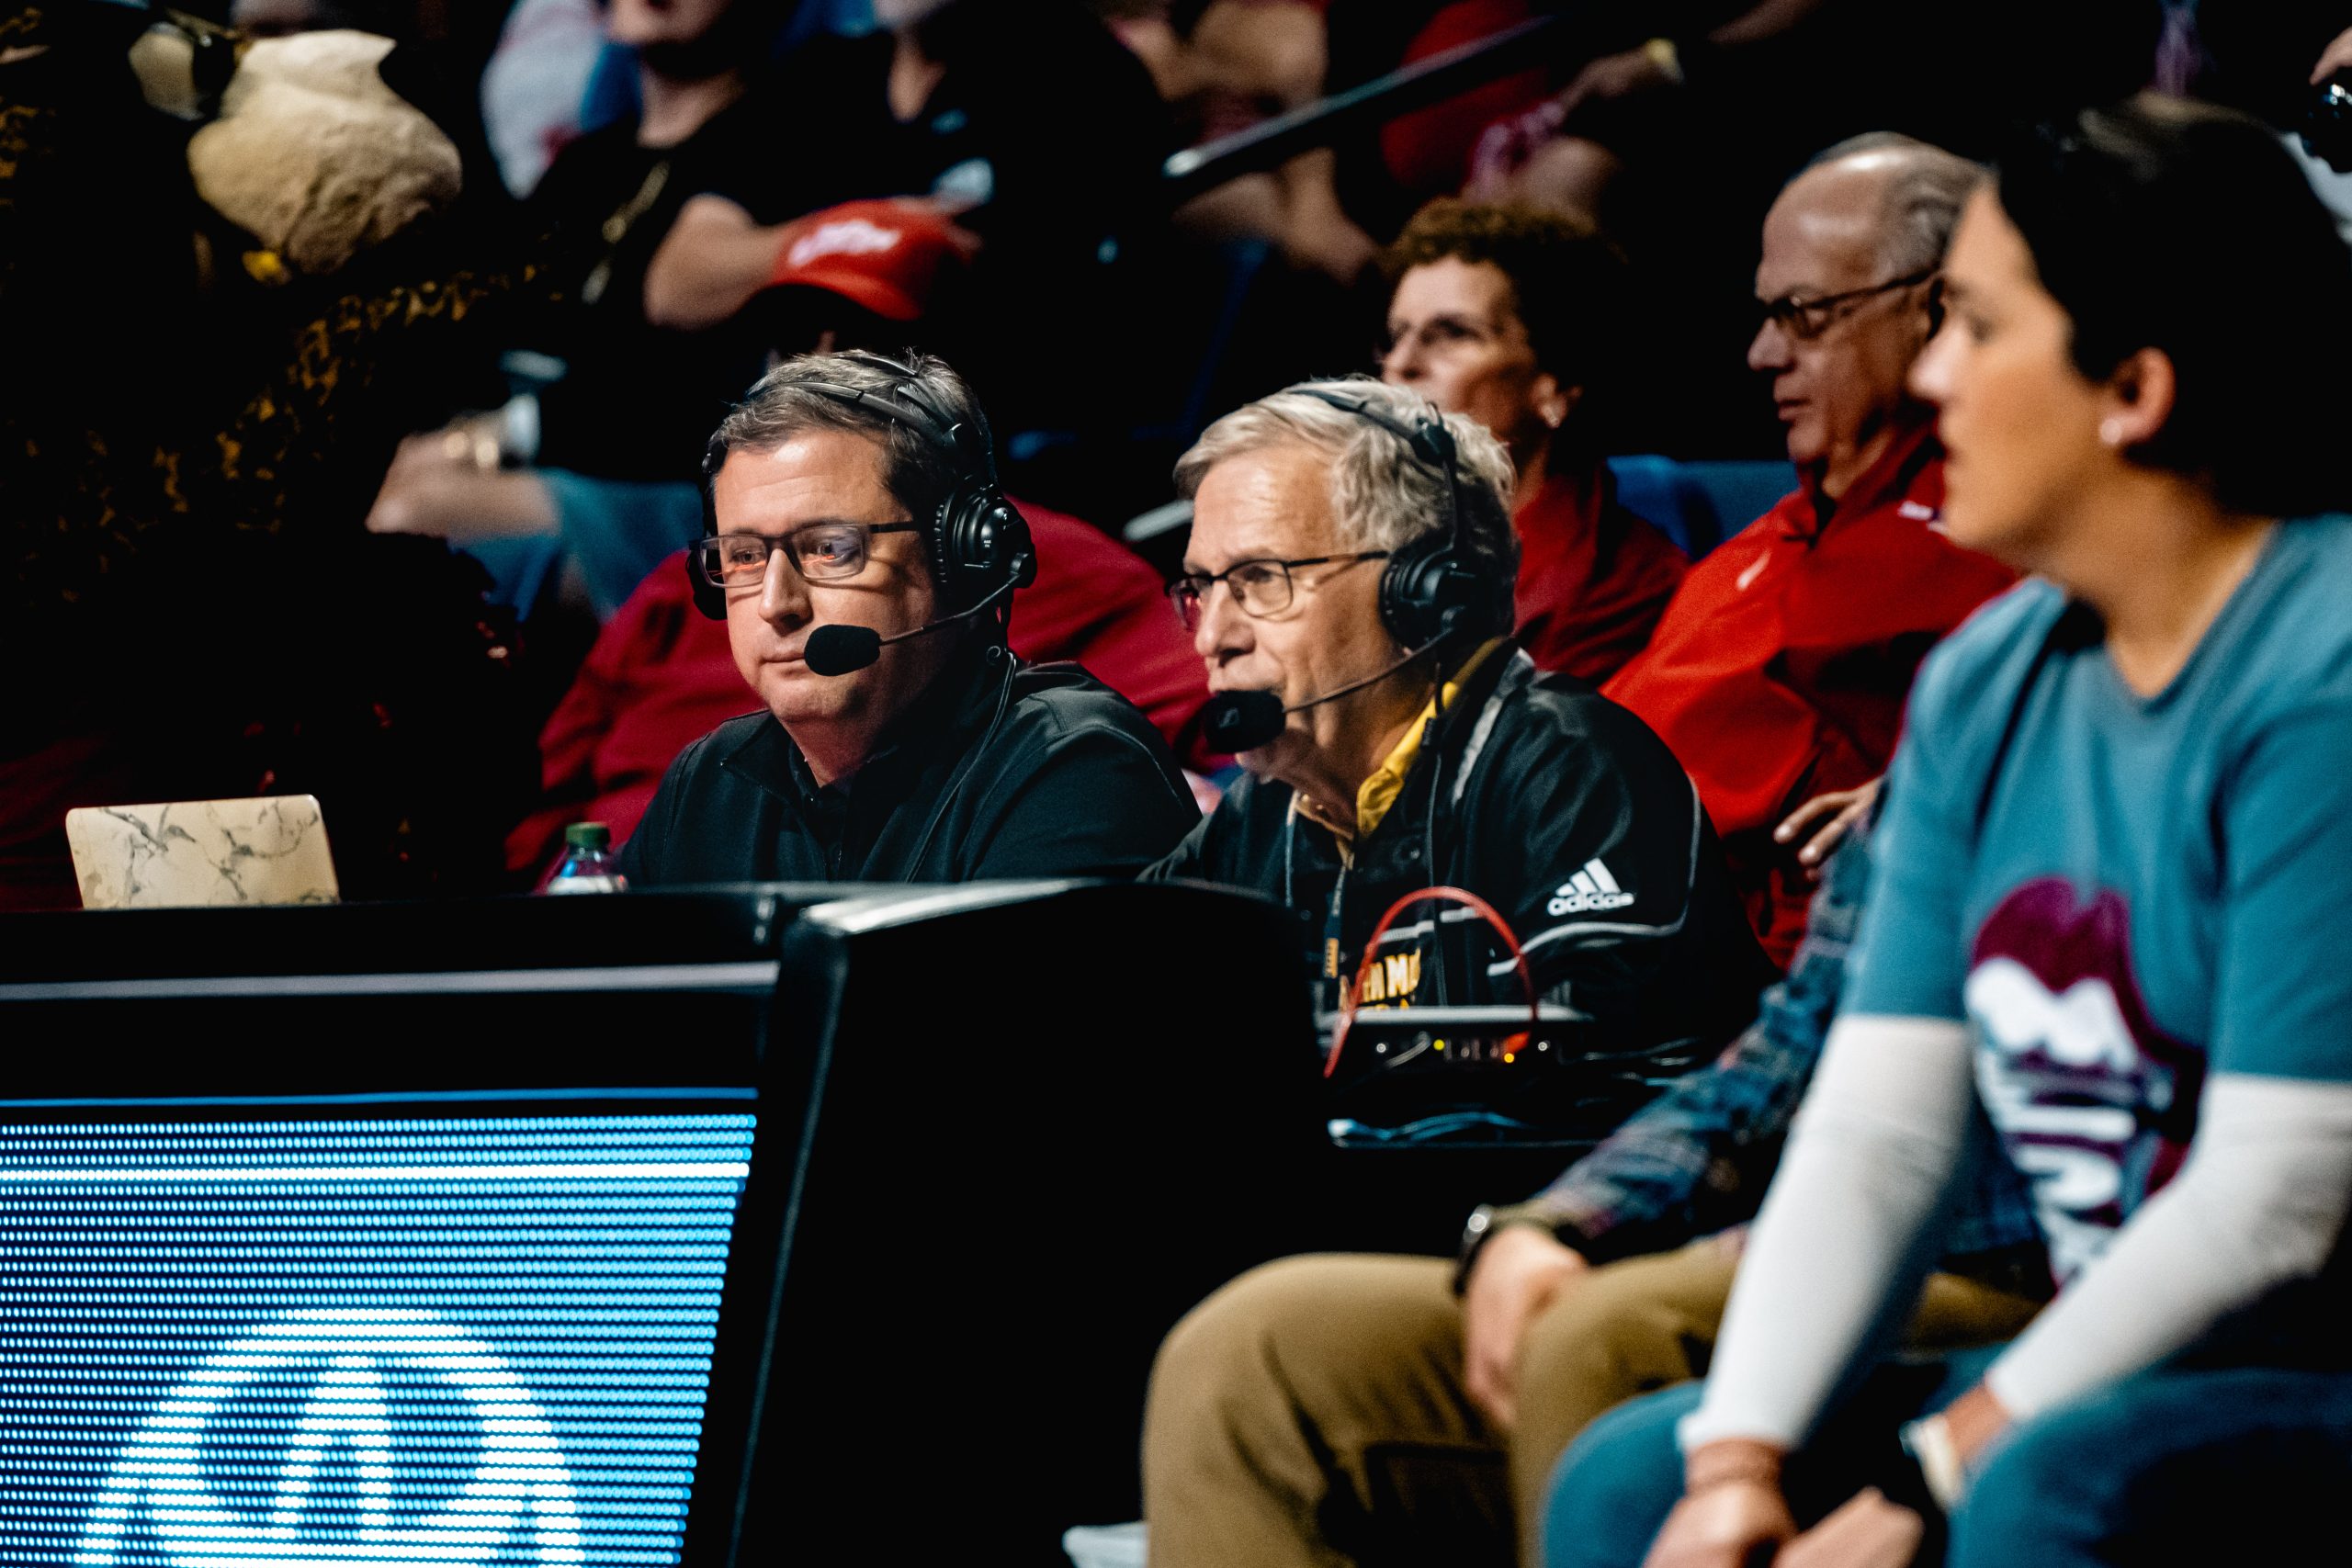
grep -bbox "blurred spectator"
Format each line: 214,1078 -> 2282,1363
1463,0 -> 1841,223
369,0 -> 850,555
640,0 -> 1172,440
1379,198 -> 1683,682
496,0 -> 812,479
478,0 -> 606,197
368,0 -> 854,696
369,196 -> 978,626
614,351 -> 1199,885
1104,0 -> 1379,285
1601,133 -> 2014,968
1548,95 -> 2352,1568
1321,0 -> 1555,236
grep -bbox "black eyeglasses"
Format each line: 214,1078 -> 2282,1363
694,520 -> 922,590
1758,268 -> 1937,342
1165,552 -> 1390,630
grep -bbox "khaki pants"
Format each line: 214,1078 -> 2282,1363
1142,1239 -> 2041,1568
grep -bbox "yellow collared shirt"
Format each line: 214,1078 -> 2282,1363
1290,638 -> 1505,861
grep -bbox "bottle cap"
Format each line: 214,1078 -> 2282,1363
564,822 -> 611,851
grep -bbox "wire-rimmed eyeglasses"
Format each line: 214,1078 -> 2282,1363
693,520 -> 922,590
1165,551 -> 1390,630
1757,268 -> 1937,342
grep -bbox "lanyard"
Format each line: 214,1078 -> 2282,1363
1284,811 -> 1351,1010
1321,864 -> 1350,1010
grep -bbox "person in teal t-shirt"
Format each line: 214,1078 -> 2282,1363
1544,96 -> 2352,1568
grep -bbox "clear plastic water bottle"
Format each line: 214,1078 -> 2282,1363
545,822 -> 628,894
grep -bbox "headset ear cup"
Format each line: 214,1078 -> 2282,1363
933,490 -> 1032,611
1380,536 -> 1493,650
994,500 -> 1035,587
1377,532 -> 1458,649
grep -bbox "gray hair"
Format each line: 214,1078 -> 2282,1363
1804,131 -> 1987,276
704,349 -> 981,531
1175,377 -> 1520,635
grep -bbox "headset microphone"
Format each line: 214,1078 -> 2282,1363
1199,690 -> 1285,753
801,557 -> 1028,676
1199,619 -> 1459,751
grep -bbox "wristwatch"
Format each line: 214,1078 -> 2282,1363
1453,1204 -> 1502,1294
1453,1201 -> 1583,1293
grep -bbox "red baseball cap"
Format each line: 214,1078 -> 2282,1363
765,198 -> 967,321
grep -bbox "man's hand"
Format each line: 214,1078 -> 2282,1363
1776,1490 -> 1923,1568
1772,778 -> 1881,880
365,426 -> 555,542
2313,26 -> 2352,84
1644,1477 -> 1798,1568
1460,1224 -> 1587,1430
1555,45 -> 1678,123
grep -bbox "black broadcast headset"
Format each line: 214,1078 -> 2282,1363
688,351 -> 1037,678
1198,385 -> 1502,752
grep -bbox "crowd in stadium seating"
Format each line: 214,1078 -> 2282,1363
14,1 -> 2352,1564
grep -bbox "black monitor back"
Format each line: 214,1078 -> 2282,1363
735,879 -> 1324,1563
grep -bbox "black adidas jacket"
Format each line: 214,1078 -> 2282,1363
618,649 -> 1198,886
1147,645 -> 1774,1070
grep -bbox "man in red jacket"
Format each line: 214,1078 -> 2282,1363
1605,133 -> 2013,967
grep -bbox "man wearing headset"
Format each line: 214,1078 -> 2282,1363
1148,377 -> 1771,1086
1138,378 -> 1768,1567
615,350 -> 1198,884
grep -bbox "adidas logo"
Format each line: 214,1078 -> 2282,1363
1549,858 -> 1634,916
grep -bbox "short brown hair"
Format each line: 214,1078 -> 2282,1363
703,349 -> 976,539
1379,199 -> 1632,394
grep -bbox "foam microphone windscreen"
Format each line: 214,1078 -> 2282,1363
1200,690 -> 1285,752
803,624 -> 883,676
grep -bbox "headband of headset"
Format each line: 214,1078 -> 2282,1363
689,351 -> 1033,621
1289,386 -> 1498,653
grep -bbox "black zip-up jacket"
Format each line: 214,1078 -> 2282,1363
1147,645 -> 1775,1070
617,649 -> 1198,885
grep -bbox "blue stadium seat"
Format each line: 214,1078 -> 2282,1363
1608,456 -> 1797,560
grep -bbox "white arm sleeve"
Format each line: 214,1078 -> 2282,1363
1678,1014 -> 1978,1451
1985,1073 -> 2352,1419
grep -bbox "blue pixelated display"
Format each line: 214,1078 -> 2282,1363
0,1115 -> 754,1566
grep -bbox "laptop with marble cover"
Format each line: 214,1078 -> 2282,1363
64,795 -> 339,909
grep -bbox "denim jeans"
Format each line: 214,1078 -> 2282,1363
1951,1365 -> 2352,1567
1541,1347 -> 2003,1568
1545,1352 -> 2352,1568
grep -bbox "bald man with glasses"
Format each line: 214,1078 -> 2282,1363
1602,132 -> 2017,969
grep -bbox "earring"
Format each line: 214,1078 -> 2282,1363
2100,417 -> 2126,447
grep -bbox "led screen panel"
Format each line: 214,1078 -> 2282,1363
0,1111 -> 755,1567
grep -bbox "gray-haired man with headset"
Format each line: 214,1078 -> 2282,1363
1139,377 -> 1775,1564
1146,376 -> 1769,1066
616,350 -> 1197,885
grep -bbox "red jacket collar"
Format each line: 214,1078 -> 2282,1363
1790,408 -> 1942,538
